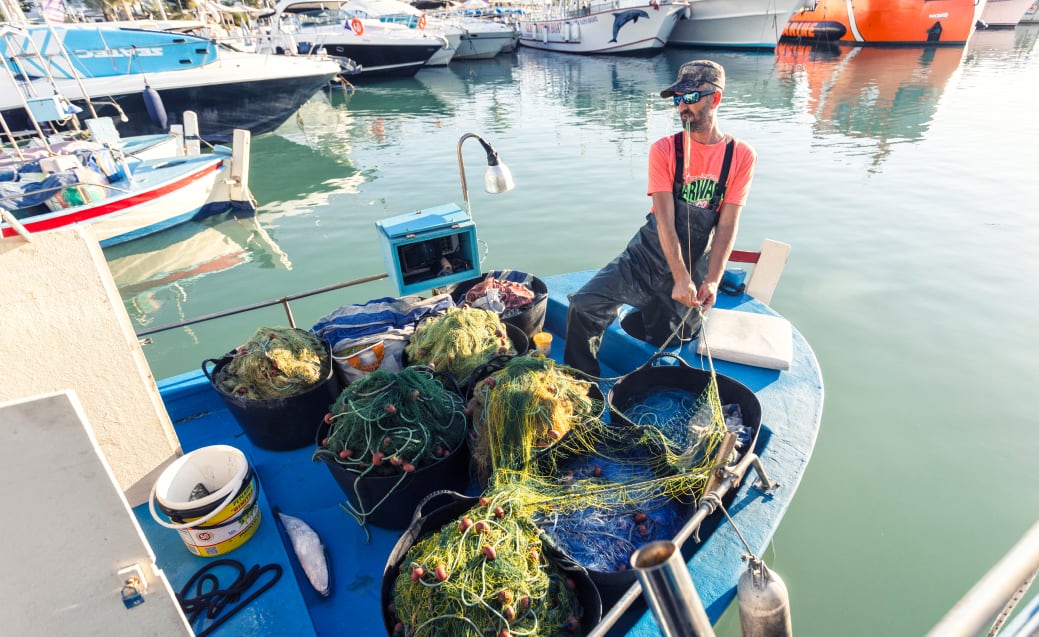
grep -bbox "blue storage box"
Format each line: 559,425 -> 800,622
375,203 -> 480,296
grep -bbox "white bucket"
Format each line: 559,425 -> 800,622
149,445 -> 261,557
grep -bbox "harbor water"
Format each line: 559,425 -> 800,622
104,26 -> 1039,636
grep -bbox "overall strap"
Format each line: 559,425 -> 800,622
707,135 -> 735,212
672,131 -> 684,186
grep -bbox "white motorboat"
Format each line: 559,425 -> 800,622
517,0 -> 688,55
668,0 -> 808,49
0,23 -> 342,142
342,0 -> 461,66
978,0 -> 1035,26
453,17 -> 516,59
261,0 -> 444,79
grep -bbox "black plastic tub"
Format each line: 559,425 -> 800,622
381,490 -> 603,636
608,353 -> 762,449
554,352 -> 760,605
202,340 -> 340,451
441,269 -> 549,340
315,419 -> 472,530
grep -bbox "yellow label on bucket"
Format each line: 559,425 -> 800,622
181,478 -> 257,527
181,503 -> 262,557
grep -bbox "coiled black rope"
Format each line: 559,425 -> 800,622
176,559 -> 282,637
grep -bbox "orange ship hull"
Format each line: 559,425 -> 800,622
783,0 -> 979,45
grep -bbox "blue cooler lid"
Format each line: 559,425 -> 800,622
375,203 -> 469,239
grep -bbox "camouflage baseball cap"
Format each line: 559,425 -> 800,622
660,60 -> 726,97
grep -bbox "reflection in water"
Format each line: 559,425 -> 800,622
104,215 -> 292,327
254,127 -> 366,220
774,43 -> 966,170
962,23 -> 1039,67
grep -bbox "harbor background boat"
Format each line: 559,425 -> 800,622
104,26 -> 1039,636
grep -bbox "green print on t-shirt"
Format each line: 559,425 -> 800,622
681,178 -> 716,204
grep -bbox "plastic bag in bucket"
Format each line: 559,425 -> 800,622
149,445 -> 261,557
311,294 -> 454,384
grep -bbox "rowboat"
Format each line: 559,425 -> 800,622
0,122 -> 255,247
0,135 -> 825,635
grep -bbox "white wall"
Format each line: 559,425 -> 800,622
0,228 -> 181,506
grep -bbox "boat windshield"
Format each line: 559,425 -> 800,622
290,8 -> 343,26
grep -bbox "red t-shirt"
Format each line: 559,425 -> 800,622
647,133 -> 757,210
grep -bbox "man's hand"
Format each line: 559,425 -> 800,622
671,272 -> 699,307
696,280 -> 718,310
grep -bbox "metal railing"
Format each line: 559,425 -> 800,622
135,273 -> 389,338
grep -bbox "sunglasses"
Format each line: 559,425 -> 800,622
673,91 -> 716,106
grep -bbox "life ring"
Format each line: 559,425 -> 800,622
417,14 -> 427,30
350,17 -> 364,36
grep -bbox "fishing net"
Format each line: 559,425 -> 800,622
392,491 -> 583,637
314,365 -> 468,477
393,349 -> 746,627
403,307 -> 516,383
473,354 -> 741,576
467,355 -> 605,486
213,327 -> 328,400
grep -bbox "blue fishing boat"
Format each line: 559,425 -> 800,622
0,134 -> 825,636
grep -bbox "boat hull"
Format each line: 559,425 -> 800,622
454,31 -> 512,59
668,0 -> 807,49
782,0 -> 978,45
1,155 -> 241,247
518,1 -> 686,54
0,25 -> 341,141
318,41 -> 442,77
979,0 -> 1035,26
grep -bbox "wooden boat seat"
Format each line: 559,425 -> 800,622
726,238 -> 791,306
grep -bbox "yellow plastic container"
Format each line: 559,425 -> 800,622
533,332 -> 553,356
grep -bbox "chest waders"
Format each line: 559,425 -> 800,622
563,134 -> 736,377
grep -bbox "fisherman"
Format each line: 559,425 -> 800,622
564,60 -> 758,376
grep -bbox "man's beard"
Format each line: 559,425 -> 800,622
682,109 -> 709,133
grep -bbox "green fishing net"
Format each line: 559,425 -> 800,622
392,491 -> 583,637
214,326 -> 328,400
404,307 -> 516,383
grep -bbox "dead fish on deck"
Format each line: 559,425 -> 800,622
275,509 -> 332,597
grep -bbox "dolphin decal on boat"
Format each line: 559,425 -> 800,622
609,9 -> 651,43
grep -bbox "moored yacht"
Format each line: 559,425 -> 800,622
978,0 -> 1035,27
0,23 -> 342,141
517,0 -> 688,54
261,0 -> 444,79
668,0 -> 808,49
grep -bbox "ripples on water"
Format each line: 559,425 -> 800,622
104,26 -> 1039,637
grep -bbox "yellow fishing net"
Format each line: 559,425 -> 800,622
390,352 -> 745,631
214,326 -> 328,400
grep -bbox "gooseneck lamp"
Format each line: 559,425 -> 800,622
456,132 -> 515,219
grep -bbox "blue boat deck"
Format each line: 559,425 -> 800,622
134,270 -> 824,637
